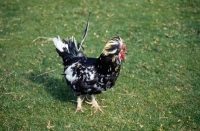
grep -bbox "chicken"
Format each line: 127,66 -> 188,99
53,36 -> 126,113
52,14 -> 127,113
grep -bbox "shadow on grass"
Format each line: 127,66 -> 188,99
27,71 -> 76,103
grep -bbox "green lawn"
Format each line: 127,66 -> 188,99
1,0 -> 200,130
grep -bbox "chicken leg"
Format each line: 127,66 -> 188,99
86,95 -> 103,113
75,95 -> 85,113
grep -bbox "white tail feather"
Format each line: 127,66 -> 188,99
53,36 -> 69,52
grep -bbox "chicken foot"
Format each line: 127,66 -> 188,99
75,95 -> 85,113
86,95 -> 104,113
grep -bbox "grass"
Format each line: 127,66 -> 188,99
1,0 -> 200,130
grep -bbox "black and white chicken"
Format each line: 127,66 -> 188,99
52,15 -> 127,113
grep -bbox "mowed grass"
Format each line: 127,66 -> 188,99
1,0 -> 200,130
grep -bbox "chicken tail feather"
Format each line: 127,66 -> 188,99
53,36 -> 84,62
